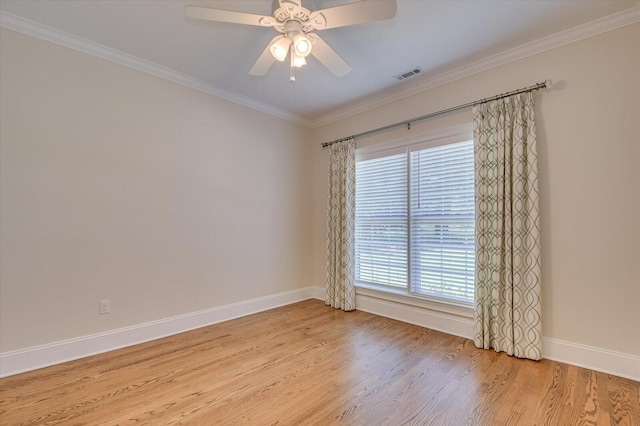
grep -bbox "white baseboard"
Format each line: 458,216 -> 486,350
312,286 -> 640,382
311,285 -> 326,301
311,285 -> 474,339
353,288 -> 475,340
0,287 -> 314,378
542,337 -> 640,382
4,286 -> 638,382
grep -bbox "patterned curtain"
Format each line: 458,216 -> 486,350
472,92 -> 542,360
325,138 -> 356,311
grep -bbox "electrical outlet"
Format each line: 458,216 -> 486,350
99,299 -> 110,315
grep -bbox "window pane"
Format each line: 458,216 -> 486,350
410,140 -> 475,302
355,153 -> 407,288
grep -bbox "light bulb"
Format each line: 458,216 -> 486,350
274,46 -> 287,61
292,34 -> 312,57
296,39 -> 309,54
293,55 -> 306,67
269,36 -> 291,62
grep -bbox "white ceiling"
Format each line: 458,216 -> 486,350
1,0 -> 638,126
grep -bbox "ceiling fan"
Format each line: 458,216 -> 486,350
185,0 -> 397,81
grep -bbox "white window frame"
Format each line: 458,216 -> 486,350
355,123 -> 475,311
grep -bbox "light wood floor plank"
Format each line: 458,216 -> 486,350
1,299 -> 638,425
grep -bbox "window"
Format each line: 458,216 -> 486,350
355,151 -> 407,288
355,137 -> 475,304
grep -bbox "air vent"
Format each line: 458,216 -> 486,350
394,67 -> 423,81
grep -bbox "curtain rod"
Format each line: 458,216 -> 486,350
321,79 -> 552,148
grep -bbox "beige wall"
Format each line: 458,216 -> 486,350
0,29 -> 312,353
2,22 -> 639,359
312,23 -> 640,356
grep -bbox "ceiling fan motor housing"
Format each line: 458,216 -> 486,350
270,0 -> 326,33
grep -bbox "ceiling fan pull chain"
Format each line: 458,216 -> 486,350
290,45 -> 296,82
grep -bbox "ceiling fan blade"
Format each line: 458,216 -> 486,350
308,34 -> 351,77
185,5 -> 277,27
309,0 -> 397,30
249,39 -> 278,76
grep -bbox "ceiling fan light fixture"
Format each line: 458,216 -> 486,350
293,33 -> 312,57
269,36 -> 291,61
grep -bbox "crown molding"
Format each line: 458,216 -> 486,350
310,5 -> 640,128
2,5 -> 638,130
0,11 -> 314,128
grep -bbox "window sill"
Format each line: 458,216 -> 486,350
355,282 -> 474,319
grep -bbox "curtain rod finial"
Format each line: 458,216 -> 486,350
545,79 -> 552,89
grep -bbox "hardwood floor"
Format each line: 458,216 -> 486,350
1,299 -> 638,425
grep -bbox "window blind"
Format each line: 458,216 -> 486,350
409,141 -> 475,302
354,138 -> 475,304
355,152 -> 407,288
